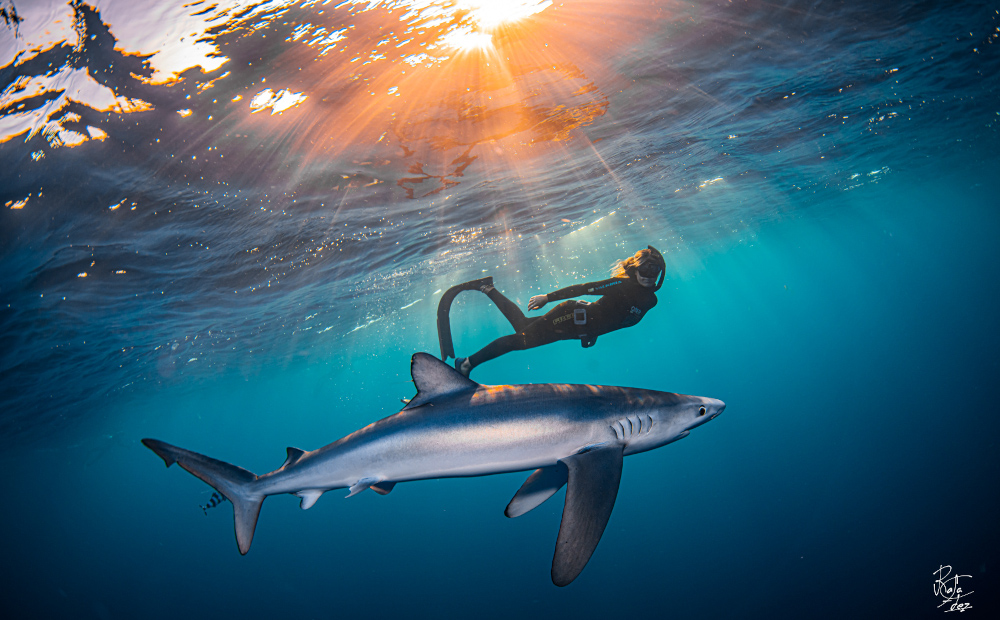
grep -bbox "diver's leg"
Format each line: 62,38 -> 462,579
467,314 -> 564,369
483,287 -> 530,332
465,334 -> 525,371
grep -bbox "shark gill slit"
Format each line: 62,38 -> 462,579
612,415 -> 654,441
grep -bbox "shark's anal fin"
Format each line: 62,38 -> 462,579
346,476 -> 383,498
297,489 -> 323,510
551,446 -> 624,587
282,447 -> 306,469
506,464 -> 568,518
371,481 -> 396,495
404,353 -> 478,410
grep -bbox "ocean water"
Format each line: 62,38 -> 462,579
1,0 -> 998,618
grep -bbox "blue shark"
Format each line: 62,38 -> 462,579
143,353 -> 724,586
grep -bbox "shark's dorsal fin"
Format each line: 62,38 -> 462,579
551,445 -> 624,587
404,352 -> 479,409
505,464 -> 568,518
282,447 -> 306,469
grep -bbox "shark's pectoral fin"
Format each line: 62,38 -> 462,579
370,481 -> 396,495
346,477 -> 383,498
551,446 -> 624,587
506,464 -> 568,518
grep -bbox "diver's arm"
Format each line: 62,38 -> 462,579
527,295 -> 549,310
543,277 -> 623,302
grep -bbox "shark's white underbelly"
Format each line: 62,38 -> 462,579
265,409 -> 614,494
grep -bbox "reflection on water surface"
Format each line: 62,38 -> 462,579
2,0 -> 659,195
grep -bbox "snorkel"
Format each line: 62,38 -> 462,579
641,245 -> 666,292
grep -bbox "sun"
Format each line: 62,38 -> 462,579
461,0 -> 552,30
445,0 -> 553,51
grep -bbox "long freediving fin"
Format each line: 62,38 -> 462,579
436,276 -> 493,360
506,464 -> 568,518
551,446 -> 624,587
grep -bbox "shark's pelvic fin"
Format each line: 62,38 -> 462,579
404,352 -> 478,409
346,476 -> 383,498
371,481 -> 397,495
551,446 -> 624,587
506,464 -> 568,518
282,447 -> 306,469
142,438 -> 264,555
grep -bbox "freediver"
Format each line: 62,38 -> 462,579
437,246 -> 667,377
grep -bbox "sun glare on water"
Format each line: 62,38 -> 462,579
462,0 -> 553,30
444,0 -> 553,50
4,0 -> 642,196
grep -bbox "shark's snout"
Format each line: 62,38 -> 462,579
682,398 -> 725,431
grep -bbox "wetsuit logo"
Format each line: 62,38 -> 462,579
587,280 -> 622,294
620,306 -> 644,329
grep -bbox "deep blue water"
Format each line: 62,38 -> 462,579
2,1 -> 998,618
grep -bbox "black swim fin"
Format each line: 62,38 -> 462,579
437,276 -> 493,360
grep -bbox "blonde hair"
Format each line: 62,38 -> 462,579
611,248 -> 656,278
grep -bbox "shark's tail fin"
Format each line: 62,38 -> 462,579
142,438 -> 264,555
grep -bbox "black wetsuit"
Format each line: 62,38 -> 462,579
468,276 -> 658,368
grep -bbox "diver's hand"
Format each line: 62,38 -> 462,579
528,294 -> 548,311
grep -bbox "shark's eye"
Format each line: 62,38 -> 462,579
698,406 -> 706,417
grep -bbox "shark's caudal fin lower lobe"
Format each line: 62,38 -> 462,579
142,438 -> 264,555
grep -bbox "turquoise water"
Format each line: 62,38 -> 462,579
2,1 -> 998,618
